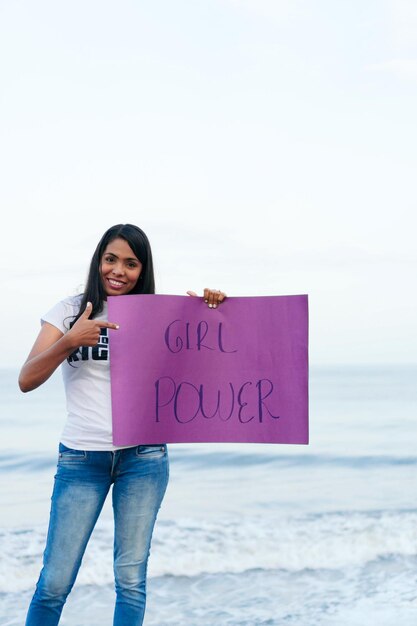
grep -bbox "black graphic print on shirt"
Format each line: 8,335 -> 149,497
68,326 -> 109,363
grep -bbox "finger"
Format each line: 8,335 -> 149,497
82,301 -> 93,318
217,291 -> 226,305
97,321 -> 120,330
203,288 -> 210,304
208,289 -> 216,309
186,290 -> 198,297
213,290 -> 221,308
212,290 -> 223,308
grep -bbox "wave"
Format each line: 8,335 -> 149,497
170,449 -> 417,469
0,452 -> 56,472
1,509 -> 416,593
1,449 -> 416,474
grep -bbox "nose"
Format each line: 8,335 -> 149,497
111,262 -> 125,276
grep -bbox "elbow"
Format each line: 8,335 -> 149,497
18,376 -> 31,393
18,369 -> 35,393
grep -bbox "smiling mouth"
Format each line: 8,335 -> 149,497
107,278 -> 126,288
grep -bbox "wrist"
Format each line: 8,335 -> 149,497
61,331 -> 78,353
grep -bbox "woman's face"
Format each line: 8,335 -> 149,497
100,237 -> 143,297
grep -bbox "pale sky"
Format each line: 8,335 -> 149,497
1,0 -> 416,367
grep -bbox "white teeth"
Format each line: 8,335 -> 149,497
109,279 -> 124,286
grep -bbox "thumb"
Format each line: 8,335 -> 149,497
186,291 -> 198,297
82,301 -> 93,317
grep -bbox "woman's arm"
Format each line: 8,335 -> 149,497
18,323 -> 75,392
19,302 -> 119,393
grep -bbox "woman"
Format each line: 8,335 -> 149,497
19,223 -> 226,626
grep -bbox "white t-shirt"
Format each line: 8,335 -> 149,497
42,295 -> 125,451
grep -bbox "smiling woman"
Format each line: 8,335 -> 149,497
17,223 -> 227,626
67,224 -> 156,332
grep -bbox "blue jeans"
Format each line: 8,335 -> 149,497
25,443 -> 169,626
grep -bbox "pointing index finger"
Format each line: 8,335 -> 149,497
97,321 -> 120,330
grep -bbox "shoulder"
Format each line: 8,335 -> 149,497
60,294 -> 83,312
41,294 -> 83,333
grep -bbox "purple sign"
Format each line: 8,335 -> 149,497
109,294 -> 309,445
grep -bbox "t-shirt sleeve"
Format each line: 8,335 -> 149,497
41,298 -> 79,334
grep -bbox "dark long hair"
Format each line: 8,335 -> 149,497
72,223 -> 155,325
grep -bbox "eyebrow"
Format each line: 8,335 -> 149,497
104,251 -> 140,262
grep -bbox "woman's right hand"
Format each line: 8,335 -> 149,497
66,302 -> 119,348
19,302 -> 119,392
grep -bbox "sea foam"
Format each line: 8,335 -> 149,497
1,509 -> 416,593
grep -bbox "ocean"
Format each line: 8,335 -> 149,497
0,365 -> 416,625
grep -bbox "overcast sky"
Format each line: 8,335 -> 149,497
1,0 -> 416,367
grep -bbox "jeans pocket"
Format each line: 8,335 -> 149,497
135,444 -> 167,459
58,443 -> 88,462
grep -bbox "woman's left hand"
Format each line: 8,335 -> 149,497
186,288 -> 227,308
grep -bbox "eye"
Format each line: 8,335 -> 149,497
128,262 -> 138,268
104,255 -> 115,263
